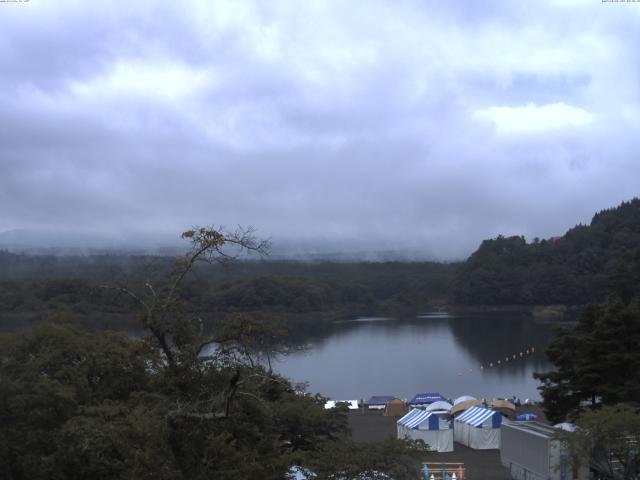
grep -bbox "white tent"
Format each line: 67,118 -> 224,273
453,395 -> 477,405
425,400 -> 453,413
454,406 -> 502,449
397,409 -> 453,452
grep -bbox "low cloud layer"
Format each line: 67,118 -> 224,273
1,0 -> 639,259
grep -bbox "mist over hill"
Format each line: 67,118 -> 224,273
0,229 -> 446,262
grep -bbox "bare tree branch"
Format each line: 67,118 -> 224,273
103,225 -> 269,371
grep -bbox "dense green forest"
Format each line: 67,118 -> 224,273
453,198 -> 640,306
0,251 -> 454,335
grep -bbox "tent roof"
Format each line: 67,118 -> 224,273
426,400 -> 453,412
398,409 -> 434,429
367,395 -> 396,405
408,392 -> 446,405
490,399 -> 516,410
451,399 -> 482,415
503,421 -> 558,438
453,395 -> 477,405
455,406 -> 498,426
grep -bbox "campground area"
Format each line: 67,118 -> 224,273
348,405 -> 548,479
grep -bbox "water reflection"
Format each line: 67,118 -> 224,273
275,312 -> 558,402
0,310 -> 560,402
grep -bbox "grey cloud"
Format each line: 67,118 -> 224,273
0,0 -> 638,260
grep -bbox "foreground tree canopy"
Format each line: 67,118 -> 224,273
557,404 -> 640,480
0,227 -> 427,480
535,294 -> 640,423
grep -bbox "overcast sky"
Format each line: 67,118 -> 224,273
1,0 -> 639,259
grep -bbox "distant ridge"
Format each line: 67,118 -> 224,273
0,229 -> 439,262
0,228 -> 183,256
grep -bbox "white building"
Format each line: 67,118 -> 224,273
500,421 -> 588,480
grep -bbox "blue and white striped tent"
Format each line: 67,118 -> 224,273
397,409 -> 453,452
398,409 -> 440,430
454,406 -> 502,449
457,406 -> 502,427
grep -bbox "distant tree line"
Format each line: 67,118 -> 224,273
0,252 -> 455,333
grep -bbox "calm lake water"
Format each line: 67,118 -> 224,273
275,312 -> 557,402
0,309 -> 559,402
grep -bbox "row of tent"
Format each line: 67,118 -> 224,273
398,414 -> 586,479
291,419 -> 584,480
367,393 -> 455,417
397,405 -> 502,452
370,392 -> 518,409
367,393 -> 448,409
326,393 -> 530,452
365,392 -> 520,418
326,393 -> 544,455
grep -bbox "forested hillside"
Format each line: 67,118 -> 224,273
453,198 -> 640,305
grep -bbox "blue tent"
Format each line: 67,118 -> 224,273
408,392 -> 447,406
516,413 -> 537,421
367,395 -> 396,408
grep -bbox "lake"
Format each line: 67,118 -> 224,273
0,309 -> 559,402
275,312 -> 557,402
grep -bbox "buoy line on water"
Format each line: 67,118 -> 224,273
482,346 -> 535,370
455,346 -> 537,376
